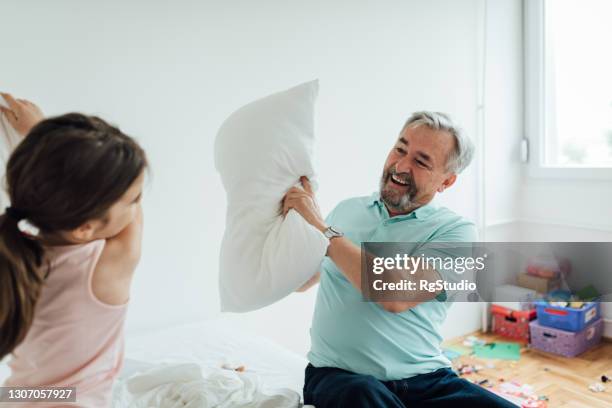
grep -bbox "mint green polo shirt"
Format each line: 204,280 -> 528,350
307,192 -> 478,381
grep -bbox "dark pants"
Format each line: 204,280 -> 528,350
303,364 -> 517,408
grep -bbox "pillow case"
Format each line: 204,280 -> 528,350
215,80 -> 329,312
0,96 -> 22,209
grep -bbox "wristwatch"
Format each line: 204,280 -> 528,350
323,226 -> 344,240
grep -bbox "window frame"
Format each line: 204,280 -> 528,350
524,0 -> 612,180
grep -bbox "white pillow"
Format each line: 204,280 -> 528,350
0,96 -> 22,209
215,80 -> 329,312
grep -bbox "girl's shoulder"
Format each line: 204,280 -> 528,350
44,239 -> 106,266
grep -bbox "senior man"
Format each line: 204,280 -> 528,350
283,112 -> 514,407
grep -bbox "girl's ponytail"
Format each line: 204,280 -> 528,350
0,212 -> 45,359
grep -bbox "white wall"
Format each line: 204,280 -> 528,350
482,0 -> 524,232
426,0 -> 527,345
2,0 -> 495,355
520,179 -> 612,232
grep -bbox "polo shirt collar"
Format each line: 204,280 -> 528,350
368,192 -> 435,221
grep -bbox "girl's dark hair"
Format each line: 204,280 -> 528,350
0,113 -> 147,359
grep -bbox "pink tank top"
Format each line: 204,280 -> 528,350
5,239 -> 128,407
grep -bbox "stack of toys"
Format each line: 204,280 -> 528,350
517,256 -> 566,294
529,288 -> 603,357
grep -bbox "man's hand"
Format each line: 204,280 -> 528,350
284,177 -> 425,313
282,176 -> 327,233
0,92 -> 44,136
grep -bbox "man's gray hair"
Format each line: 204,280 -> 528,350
402,111 -> 475,174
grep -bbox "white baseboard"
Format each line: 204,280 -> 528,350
485,218 -> 612,234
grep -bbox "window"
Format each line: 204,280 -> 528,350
525,0 -> 612,178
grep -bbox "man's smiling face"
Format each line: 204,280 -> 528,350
380,124 -> 458,216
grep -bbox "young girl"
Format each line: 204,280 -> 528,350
0,93 -> 147,407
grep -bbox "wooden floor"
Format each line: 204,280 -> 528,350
443,332 -> 612,408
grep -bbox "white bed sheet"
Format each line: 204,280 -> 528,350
1,320 -> 307,406
113,319 -> 308,406
0,358 -> 9,384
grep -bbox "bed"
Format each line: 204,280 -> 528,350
1,319 -> 309,407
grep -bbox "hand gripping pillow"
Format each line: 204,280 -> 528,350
215,80 -> 329,312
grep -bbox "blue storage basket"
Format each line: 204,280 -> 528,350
535,300 -> 600,332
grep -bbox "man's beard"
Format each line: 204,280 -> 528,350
379,165 -> 418,214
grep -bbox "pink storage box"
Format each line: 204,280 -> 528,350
529,318 -> 603,357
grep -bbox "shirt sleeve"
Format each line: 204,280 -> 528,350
414,220 -> 478,302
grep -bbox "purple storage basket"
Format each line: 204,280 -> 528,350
529,318 -> 603,357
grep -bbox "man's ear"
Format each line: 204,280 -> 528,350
437,173 -> 457,193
